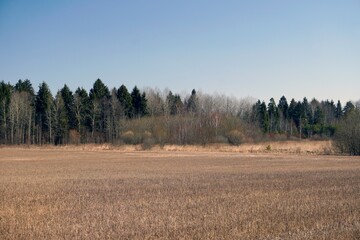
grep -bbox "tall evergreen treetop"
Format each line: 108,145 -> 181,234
344,101 -> 355,116
60,84 -> 76,129
89,79 -> 110,100
117,84 -> 133,118
186,89 -> 198,113
14,79 -> 34,95
131,86 -> 147,117
278,96 -> 289,119
335,100 -> 343,119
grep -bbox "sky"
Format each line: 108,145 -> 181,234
0,0 -> 359,103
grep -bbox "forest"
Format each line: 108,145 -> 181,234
0,79 -> 359,151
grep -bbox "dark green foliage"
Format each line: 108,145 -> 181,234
14,79 -> 34,95
313,106 -> 324,125
117,85 -> 133,118
268,98 -> 279,133
0,81 -> 13,143
167,92 -> 184,115
131,86 -> 148,118
334,110 -> 360,155
0,78 -> 357,146
278,96 -> 288,120
35,82 -> 54,143
186,89 -> 198,113
89,79 -> 110,100
252,97 -> 345,139
74,88 -> 92,134
343,101 -> 355,116
253,100 -> 269,133
321,100 -> 336,125
60,85 -> 76,129
54,91 -> 68,145
335,100 -> 343,119
302,97 -> 313,125
89,79 -> 111,142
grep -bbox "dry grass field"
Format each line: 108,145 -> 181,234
1,143 -> 360,239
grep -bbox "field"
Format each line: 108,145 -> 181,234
1,144 -> 360,239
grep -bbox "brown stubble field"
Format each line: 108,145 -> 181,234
1,147 -> 360,239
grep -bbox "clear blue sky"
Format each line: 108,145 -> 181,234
1,0 -> 359,103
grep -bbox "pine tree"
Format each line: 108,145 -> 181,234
0,81 -> 13,144
35,82 -> 54,144
278,96 -> 289,133
259,101 -> 269,133
54,91 -> 68,145
14,79 -> 34,94
186,89 -> 198,114
131,86 -> 147,118
166,91 -> 184,115
117,85 -> 133,118
140,92 -> 148,116
268,98 -> 279,133
60,85 -> 76,130
343,101 -> 355,116
335,100 -> 343,119
74,88 -> 91,138
89,79 -> 110,142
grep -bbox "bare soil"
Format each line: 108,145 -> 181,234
1,147 -> 360,239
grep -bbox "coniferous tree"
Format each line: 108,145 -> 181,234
278,96 -> 289,133
89,79 -> 110,142
186,89 -> 198,114
15,79 -> 34,94
335,100 -> 343,119
35,82 -> 54,144
117,85 -> 133,118
268,98 -> 279,133
313,106 -> 325,135
60,85 -> 76,130
343,101 -> 355,116
0,81 -> 13,144
302,97 -> 313,125
140,92 -> 148,116
131,86 -> 142,118
259,101 -> 269,133
131,86 -> 148,118
166,91 -> 184,115
74,87 -> 91,140
54,91 -> 68,145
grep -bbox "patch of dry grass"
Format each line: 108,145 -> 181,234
0,140 -> 334,155
1,148 -> 360,239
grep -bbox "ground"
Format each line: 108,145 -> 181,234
1,144 -> 360,239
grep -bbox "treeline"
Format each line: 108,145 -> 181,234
0,79 -> 358,146
252,97 -> 356,138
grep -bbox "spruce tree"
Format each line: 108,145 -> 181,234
117,85 -> 133,118
335,100 -> 343,119
89,79 -> 110,142
35,82 -> 54,144
186,89 -> 198,114
131,86 -> 147,118
60,85 -> 76,130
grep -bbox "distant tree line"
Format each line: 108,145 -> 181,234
0,79 -> 359,151
251,96 -> 356,138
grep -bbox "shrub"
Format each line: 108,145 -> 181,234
333,110 -> 360,155
227,130 -> 245,146
121,131 -> 136,144
142,131 -> 155,150
214,135 -> 229,144
142,138 -> 155,150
